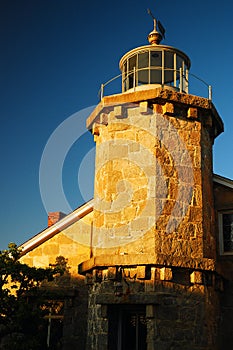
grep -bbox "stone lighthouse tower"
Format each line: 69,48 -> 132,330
79,13 -> 223,350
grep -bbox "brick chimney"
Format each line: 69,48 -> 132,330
48,212 -> 66,227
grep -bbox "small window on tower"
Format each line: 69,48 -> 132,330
219,212 -> 233,254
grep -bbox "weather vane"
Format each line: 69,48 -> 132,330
147,8 -> 165,39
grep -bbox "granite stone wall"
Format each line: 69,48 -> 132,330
91,94 -> 219,266
81,89 -> 224,349
84,264 -> 220,350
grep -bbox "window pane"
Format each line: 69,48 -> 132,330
108,305 -> 147,350
163,51 -> 173,84
164,51 -> 174,84
138,69 -> 149,84
129,55 -> 137,72
223,213 -> 233,252
150,51 -> 162,66
138,52 -> 149,68
164,51 -> 174,68
176,55 -> 183,70
150,69 -> 162,84
150,51 -> 162,84
138,53 -> 149,85
128,73 -> 134,89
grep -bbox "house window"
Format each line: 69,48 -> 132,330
219,212 -> 233,254
108,305 -> 147,350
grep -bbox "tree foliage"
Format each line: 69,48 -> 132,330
0,243 -> 65,349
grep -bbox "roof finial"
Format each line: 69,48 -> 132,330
147,8 -> 165,45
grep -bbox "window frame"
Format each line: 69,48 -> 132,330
218,210 -> 233,255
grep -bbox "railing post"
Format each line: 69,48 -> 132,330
185,70 -> 189,94
179,67 -> 183,92
122,72 -> 124,93
133,67 -> 136,91
208,85 -> 212,101
100,84 -> 104,100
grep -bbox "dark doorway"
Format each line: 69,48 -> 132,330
108,305 -> 147,350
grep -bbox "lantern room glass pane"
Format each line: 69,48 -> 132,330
164,51 -> 174,84
138,69 -> 149,84
164,51 -> 174,68
129,55 -> 137,72
138,52 -> 149,68
176,55 -> 183,70
150,69 -> 162,84
138,52 -> 149,84
150,51 -> 162,66
150,51 -> 162,84
128,73 -> 134,89
127,56 -> 137,89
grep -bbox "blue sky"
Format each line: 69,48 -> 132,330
1,0 -> 233,250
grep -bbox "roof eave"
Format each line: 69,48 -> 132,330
20,199 -> 94,256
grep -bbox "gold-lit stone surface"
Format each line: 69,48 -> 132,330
20,212 -> 93,276
86,88 -> 223,269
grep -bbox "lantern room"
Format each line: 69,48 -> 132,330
119,17 -> 191,93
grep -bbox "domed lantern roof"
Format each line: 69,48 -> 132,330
119,10 -> 191,93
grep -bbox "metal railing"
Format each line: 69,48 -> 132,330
99,67 -> 212,101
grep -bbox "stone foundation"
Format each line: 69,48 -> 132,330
82,263 -> 221,350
